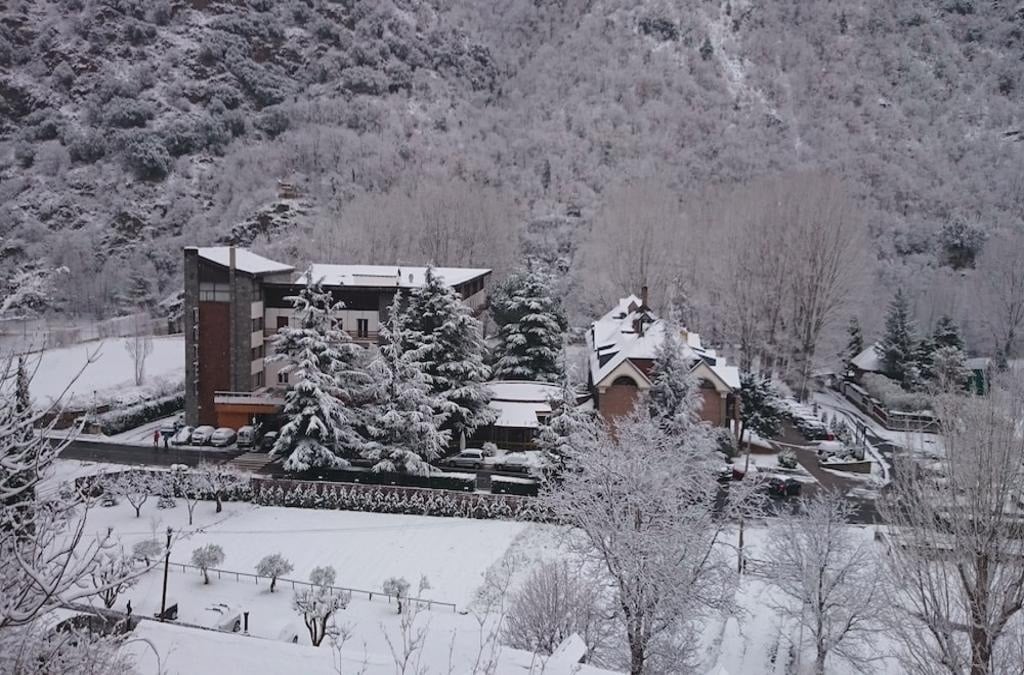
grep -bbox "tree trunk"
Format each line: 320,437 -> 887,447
629,638 -> 645,675
270,577 -> 276,593
970,630 -> 992,675
202,568 -> 209,584
814,650 -> 826,675
215,494 -> 223,513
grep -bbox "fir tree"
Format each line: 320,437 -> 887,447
15,356 -> 30,416
403,267 -> 495,440
931,345 -> 971,393
933,315 -> 964,351
738,373 -> 784,448
876,289 -> 918,388
491,267 -> 566,383
841,318 -> 864,378
363,293 -> 451,475
912,335 -> 936,386
647,306 -> 703,438
271,269 -> 366,472
535,365 -> 599,473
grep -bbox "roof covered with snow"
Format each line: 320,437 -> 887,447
300,264 -> 490,289
852,343 -> 884,373
587,296 -> 740,391
191,247 -> 295,276
486,380 -> 562,428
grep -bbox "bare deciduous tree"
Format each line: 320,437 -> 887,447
976,231 -> 1024,364
90,550 -> 138,610
294,566 -> 351,647
879,372 -> 1024,675
503,559 -> 614,662
123,331 -> 153,387
542,408 -> 738,674
764,490 -> 886,674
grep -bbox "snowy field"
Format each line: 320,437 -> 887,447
23,336 -> 183,407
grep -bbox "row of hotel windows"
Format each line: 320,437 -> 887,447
270,316 -> 370,338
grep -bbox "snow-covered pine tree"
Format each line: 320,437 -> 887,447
363,293 -> 451,475
271,269 -> 366,472
14,357 -> 29,416
404,266 -> 495,439
841,317 -> 864,378
738,373 -> 784,448
536,353 -> 600,473
491,267 -> 566,383
932,315 -> 964,351
875,289 -> 918,388
647,306 -> 704,439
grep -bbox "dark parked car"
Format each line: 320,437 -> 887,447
767,477 -> 803,498
259,431 -> 278,453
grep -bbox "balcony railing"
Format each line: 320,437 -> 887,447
214,390 -> 286,407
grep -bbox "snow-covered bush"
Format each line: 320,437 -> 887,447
123,132 -> 172,180
191,544 -> 225,584
132,538 -> 163,565
256,553 -> 294,593
67,130 -> 107,163
777,449 -> 798,470
85,391 -> 183,435
382,577 -> 410,613
294,566 -> 350,647
862,373 -> 933,413
490,475 -> 539,497
255,106 -> 289,139
102,97 -> 154,129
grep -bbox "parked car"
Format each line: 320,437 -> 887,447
237,425 -> 257,449
767,476 -> 803,498
159,417 -> 184,437
210,427 -> 237,447
191,425 -> 216,445
442,449 -> 485,470
172,426 -> 194,446
259,431 -> 278,453
494,453 -> 532,474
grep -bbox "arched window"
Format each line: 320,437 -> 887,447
612,376 -> 638,387
698,378 -> 717,390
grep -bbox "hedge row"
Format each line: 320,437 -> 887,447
283,467 -> 476,492
252,479 -> 540,521
490,476 -> 540,497
85,393 -> 184,436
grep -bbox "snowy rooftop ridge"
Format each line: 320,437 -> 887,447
587,295 -> 740,391
300,263 -> 490,289
191,247 -> 296,276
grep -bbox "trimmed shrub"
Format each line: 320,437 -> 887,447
491,476 -> 540,497
862,373 -> 933,413
288,467 -> 475,492
86,393 -> 184,435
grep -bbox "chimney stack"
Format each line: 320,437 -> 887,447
641,285 -> 649,308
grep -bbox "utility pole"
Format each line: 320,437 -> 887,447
160,526 -> 172,621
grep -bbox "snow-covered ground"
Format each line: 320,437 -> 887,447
814,389 -> 945,458
24,336 -> 184,408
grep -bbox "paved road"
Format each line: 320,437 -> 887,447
59,439 -> 242,467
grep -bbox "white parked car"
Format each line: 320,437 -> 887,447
442,449 -> 485,469
172,426 -> 194,446
210,427 -> 237,448
159,417 -> 184,437
190,425 -> 216,445
236,425 -> 257,449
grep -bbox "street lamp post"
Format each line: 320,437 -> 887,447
159,526 -> 172,621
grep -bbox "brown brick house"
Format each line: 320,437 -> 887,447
586,291 -> 740,429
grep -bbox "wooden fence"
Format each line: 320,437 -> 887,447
165,561 -> 457,612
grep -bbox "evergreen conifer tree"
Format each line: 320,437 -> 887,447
363,293 -> 451,474
271,269 -> 366,471
738,373 -> 784,449
15,356 -> 30,415
647,306 -> 703,438
491,267 -> 566,383
841,318 -> 864,378
536,364 -> 599,473
933,315 -> 964,350
404,267 -> 495,439
876,289 -> 918,388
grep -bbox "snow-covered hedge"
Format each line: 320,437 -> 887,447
84,392 -> 184,436
252,479 -> 540,521
286,467 -> 476,492
490,475 -> 540,497
861,373 -> 933,413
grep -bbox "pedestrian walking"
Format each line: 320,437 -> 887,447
153,429 -> 160,448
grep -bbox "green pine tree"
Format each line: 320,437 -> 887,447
491,267 -> 566,383
933,315 -> 964,350
876,289 -> 918,388
403,267 -> 495,440
841,317 -> 864,378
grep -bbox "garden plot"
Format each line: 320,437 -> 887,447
85,500 -> 529,610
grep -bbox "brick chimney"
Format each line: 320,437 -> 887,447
640,285 -> 649,308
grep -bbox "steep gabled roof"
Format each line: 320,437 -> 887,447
587,296 -> 740,391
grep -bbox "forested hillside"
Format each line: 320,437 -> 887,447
2,0 -> 1022,358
